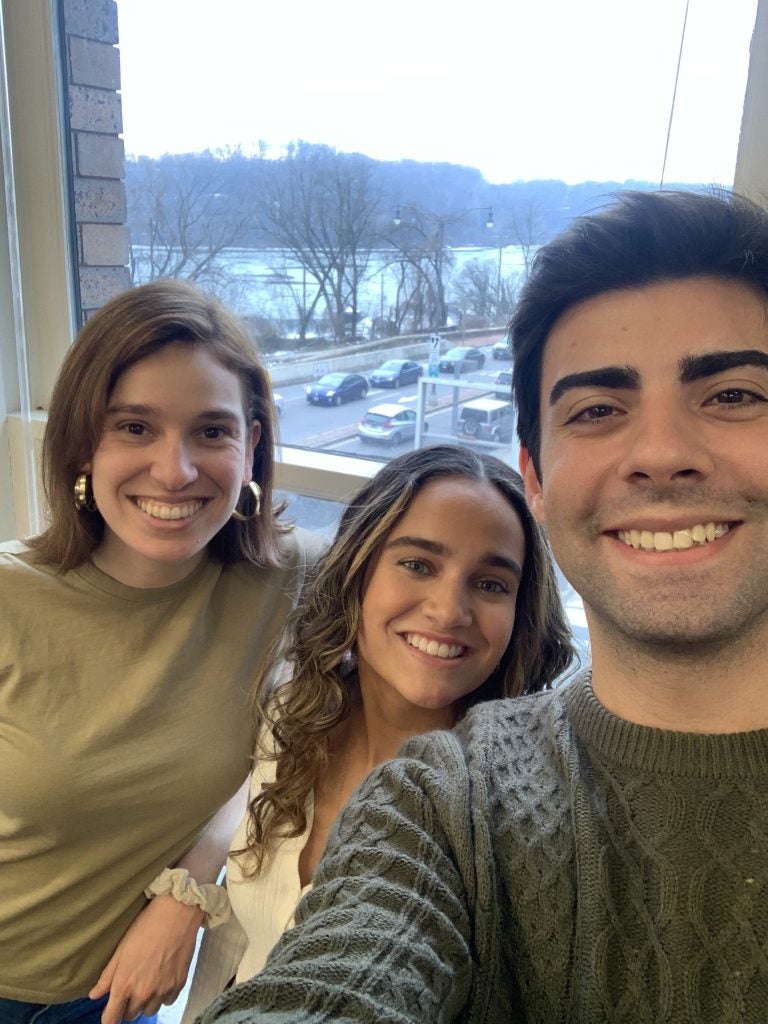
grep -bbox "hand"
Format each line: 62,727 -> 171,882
89,895 -> 204,1024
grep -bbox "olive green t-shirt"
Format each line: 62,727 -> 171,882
0,530 -> 318,1002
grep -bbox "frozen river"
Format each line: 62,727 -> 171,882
131,243 -> 529,321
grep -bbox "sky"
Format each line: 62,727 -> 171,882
115,0 -> 758,187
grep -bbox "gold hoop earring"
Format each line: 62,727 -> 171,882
232,480 -> 262,521
74,473 -> 97,512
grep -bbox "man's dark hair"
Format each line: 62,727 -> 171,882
511,189 -> 768,474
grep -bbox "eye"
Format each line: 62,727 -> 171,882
564,403 -> 621,425
201,425 -> 233,440
475,579 -> 510,595
121,421 -> 148,436
705,387 -> 767,407
398,558 -> 431,575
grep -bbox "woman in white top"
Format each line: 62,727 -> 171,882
185,444 -> 575,1014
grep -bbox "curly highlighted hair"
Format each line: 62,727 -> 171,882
236,444 -> 576,872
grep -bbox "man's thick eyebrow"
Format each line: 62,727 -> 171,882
548,366 -> 641,406
679,349 -> 768,382
385,536 -> 522,577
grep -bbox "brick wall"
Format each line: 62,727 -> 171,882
63,0 -> 130,319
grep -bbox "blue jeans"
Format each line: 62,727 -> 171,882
0,998 -> 156,1024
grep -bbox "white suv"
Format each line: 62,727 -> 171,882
457,398 -> 515,443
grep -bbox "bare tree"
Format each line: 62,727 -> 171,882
451,258 -> 520,324
381,253 -> 437,335
385,206 -> 461,331
256,143 -> 382,343
507,196 -> 547,277
126,151 -> 254,291
452,259 -> 497,320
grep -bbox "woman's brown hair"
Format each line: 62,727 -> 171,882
28,278 -> 286,570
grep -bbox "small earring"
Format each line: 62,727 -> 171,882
340,649 -> 358,677
232,480 -> 262,521
74,473 -> 97,512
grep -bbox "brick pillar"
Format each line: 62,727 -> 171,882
63,0 -> 130,320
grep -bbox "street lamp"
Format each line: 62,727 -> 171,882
485,206 -> 506,323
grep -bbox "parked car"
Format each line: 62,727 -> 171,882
273,392 -> 285,415
368,359 -> 423,388
456,398 -> 515,444
439,346 -> 486,373
358,404 -> 426,446
306,372 -> 368,406
494,368 -> 513,400
491,338 -> 513,360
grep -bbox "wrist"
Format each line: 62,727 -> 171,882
152,892 -> 206,929
144,867 -> 230,929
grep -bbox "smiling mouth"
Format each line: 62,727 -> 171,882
135,498 -> 205,520
616,521 -> 731,552
404,632 -> 467,659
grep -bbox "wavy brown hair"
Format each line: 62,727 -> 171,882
236,444 -> 576,872
27,278 -> 287,571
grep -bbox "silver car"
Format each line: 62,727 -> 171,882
358,403 -> 426,446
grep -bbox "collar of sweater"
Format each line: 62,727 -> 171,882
564,671 -> 768,780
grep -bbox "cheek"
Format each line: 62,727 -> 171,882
356,589 -> 383,647
88,446 -> 126,492
208,450 -> 252,489
487,604 -> 518,660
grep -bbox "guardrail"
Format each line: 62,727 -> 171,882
266,327 -> 506,386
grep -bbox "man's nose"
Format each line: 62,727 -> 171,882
617,400 -> 715,487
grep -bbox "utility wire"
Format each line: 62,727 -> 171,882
660,0 -> 691,189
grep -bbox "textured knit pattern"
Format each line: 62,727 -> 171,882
198,672 -> 768,1023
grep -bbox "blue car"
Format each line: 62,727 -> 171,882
306,372 -> 369,406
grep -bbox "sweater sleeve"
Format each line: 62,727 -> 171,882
197,730 -> 476,1024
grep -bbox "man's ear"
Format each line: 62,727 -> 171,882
519,448 -> 545,524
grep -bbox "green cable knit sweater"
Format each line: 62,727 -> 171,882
200,672 -> 768,1023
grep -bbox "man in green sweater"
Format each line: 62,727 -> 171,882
200,190 -> 768,1023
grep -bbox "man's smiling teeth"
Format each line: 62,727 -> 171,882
136,498 -> 204,520
617,522 -> 730,551
405,633 -> 465,659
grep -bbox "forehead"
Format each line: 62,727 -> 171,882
396,475 -> 506,514
110,343 -> 248,410
540,276 -> 768,392
391,476 -> 525,551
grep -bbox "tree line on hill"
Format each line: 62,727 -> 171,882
126,141 -> 700,345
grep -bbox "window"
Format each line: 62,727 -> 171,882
113,0 -> 760,482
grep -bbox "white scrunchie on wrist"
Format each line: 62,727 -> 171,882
144,867 -> 231,929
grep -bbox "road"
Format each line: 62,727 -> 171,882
273,344 -> 519,462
